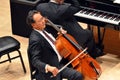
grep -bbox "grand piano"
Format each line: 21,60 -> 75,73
70,0 -> 120,50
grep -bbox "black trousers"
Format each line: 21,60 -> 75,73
35,65 -> 83,80
61,67 -> 83,80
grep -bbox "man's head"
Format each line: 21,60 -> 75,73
26,10 -> 46,31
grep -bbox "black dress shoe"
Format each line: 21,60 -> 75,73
96,48 -> 105,57
92,48 -> 105,59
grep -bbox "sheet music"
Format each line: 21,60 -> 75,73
114,0 -> 120,4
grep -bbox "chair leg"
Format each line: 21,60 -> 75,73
17,50 -> 26,73
7,53 -> 11,63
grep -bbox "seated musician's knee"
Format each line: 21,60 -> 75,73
72,71 -> 84,80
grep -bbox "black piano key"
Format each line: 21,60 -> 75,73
114,16 -> 120,21
110,15 -> 118,20
79,10 -> 85,13
84,10 -> 90,14
103,15 -> 108,19
89,11 -> 98,16
79,9 -> 89,14
99,13 -> 108,18
98,13 -> 105,17
103,14 -> 109,19
110,16 -> 116,20
93,12 -> 100,17
117,17 -> 120,21
83,9 -> 91,14
94,12 -> 104,17
79,9 -> 85,13
104,14 -> 113,19
84,10 -> 94,15
83,10 -> 89,14
107,14 -> 114,19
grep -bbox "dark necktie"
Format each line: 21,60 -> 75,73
43,31 -> 55,44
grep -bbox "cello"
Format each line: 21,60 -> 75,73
46,19 -> 102,80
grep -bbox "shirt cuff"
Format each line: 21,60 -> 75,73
45,64 -> 49,73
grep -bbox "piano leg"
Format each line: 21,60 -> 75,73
96,26 -> 105,52
87,24 -> 105,52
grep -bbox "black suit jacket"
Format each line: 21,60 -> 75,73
28,30 -> 61,80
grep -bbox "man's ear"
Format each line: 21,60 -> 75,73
31,23 -> 35,27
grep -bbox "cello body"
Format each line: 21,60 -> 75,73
55,34 -> 102,80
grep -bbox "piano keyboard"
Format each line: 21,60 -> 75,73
74,7 -> 120,25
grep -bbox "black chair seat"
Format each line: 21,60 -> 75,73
0,36 -> 20,56
0,36 -> 26,73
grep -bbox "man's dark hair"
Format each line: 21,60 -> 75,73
26,10 -> 40,27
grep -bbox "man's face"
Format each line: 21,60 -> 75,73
32,13 -> 46,30
56,0 -> 64,4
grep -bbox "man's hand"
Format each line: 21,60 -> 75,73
58,27 -> 67,35
46,65 -> 59,77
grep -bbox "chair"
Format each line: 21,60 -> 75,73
0,36 -> 26,73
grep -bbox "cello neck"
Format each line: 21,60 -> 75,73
46,19 -> 61,32
46,19 -> 83,51
63,34 -> 82,50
